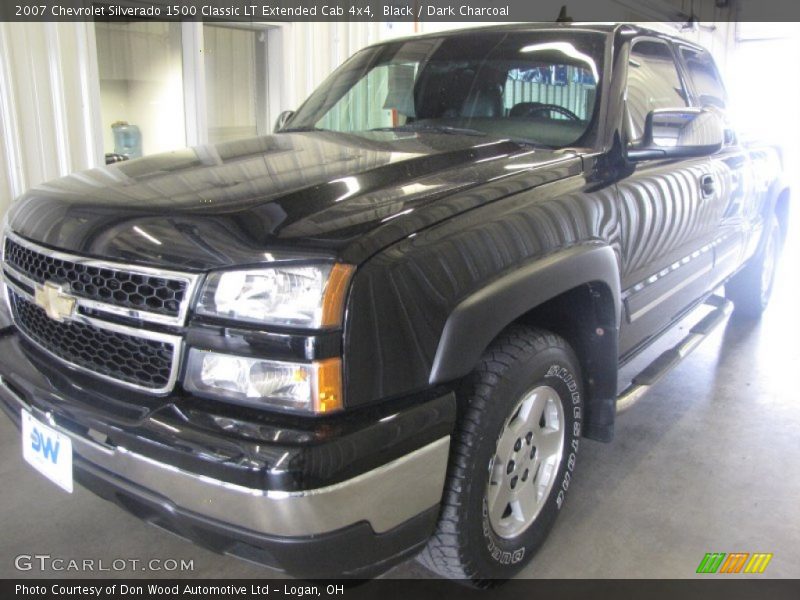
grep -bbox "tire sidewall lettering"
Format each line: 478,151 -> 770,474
481,359 -> 582,566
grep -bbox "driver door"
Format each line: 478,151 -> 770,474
616,38 -> 723,357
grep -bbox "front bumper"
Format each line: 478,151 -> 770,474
0,330 -> 454,576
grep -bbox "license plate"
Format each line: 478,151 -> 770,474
21,410 -> 73,493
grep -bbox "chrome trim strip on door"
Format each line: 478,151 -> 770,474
621,234 -> 732,300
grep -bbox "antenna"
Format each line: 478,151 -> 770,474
556,5 -> 573,22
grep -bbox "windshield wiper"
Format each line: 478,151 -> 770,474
371,125 -> 553,149
279,126 -> 329,133
501,138 -> 554,150
285,124 -> 550,149
370,124 -> 487,137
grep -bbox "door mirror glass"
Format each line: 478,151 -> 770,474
274,110 -> 295,133
628,108 -> 724,161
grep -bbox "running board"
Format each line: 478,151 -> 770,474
616,295 -> 733,413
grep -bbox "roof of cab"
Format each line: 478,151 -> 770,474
373,22 -> 696,47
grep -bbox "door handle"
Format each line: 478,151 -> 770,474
700,175 -> 716,198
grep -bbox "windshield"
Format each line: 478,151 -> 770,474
286,30 -> 605,148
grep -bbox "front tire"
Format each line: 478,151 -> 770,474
417,326 -> 583,585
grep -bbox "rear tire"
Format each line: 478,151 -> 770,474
726,214 -> 782,318
417,325 -> 583,586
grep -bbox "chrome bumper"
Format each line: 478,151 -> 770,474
0,375 -> 450,537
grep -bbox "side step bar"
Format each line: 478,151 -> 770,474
617,295 -> 734,413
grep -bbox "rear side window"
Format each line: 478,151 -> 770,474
625,40 -> 688,140
680,47 -> 727,109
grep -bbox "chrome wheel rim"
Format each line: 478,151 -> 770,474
486,385 -> 565,539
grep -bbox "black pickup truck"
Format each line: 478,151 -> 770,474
0,23 -> 789,583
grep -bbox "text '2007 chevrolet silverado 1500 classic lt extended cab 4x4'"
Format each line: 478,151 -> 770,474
0,23 -> 790,583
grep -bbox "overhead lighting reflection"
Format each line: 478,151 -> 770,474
505,163 -> 540,170
520,42 -> 599,82
476,154 -> 509,163
132,226 -> 162,246
330,176 -> 361,202
381,208 -> 414,223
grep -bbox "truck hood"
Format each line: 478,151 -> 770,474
7,131 -> 580,270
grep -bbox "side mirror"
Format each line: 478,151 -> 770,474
627,108 -> 724,161
273,110 -> 295,133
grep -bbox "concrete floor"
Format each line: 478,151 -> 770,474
1,233 -> 798,580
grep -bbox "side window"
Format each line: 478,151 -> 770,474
680,47 -> 727,109
625,40 -> 688,141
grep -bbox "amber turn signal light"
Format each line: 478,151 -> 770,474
321,263 -> 355,328
313,357 -> 343,413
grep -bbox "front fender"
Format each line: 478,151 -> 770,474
430,243 -> 621,385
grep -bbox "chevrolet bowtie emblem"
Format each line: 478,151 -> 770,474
34,281 -> 76,322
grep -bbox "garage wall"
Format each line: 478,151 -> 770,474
727,26 -> 800,165
95,21 -> 187,155
0,128 -> 8,215
273,21 -> 388,111
0,24 -> 21,212
0,21 -> 100,214
204,25 -> 261,143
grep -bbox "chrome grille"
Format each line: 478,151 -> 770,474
8,289 -> 177,391
2,231 -> 197,394
2,232 -> 196,324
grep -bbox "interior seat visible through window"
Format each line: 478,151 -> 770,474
461,84 -> 504,118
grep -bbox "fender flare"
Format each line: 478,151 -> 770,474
429,243 -> 621,385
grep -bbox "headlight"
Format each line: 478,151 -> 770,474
184,349 -> 343,414
195,263 -> 354,328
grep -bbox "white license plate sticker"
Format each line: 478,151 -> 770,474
21,410 -> 73,493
